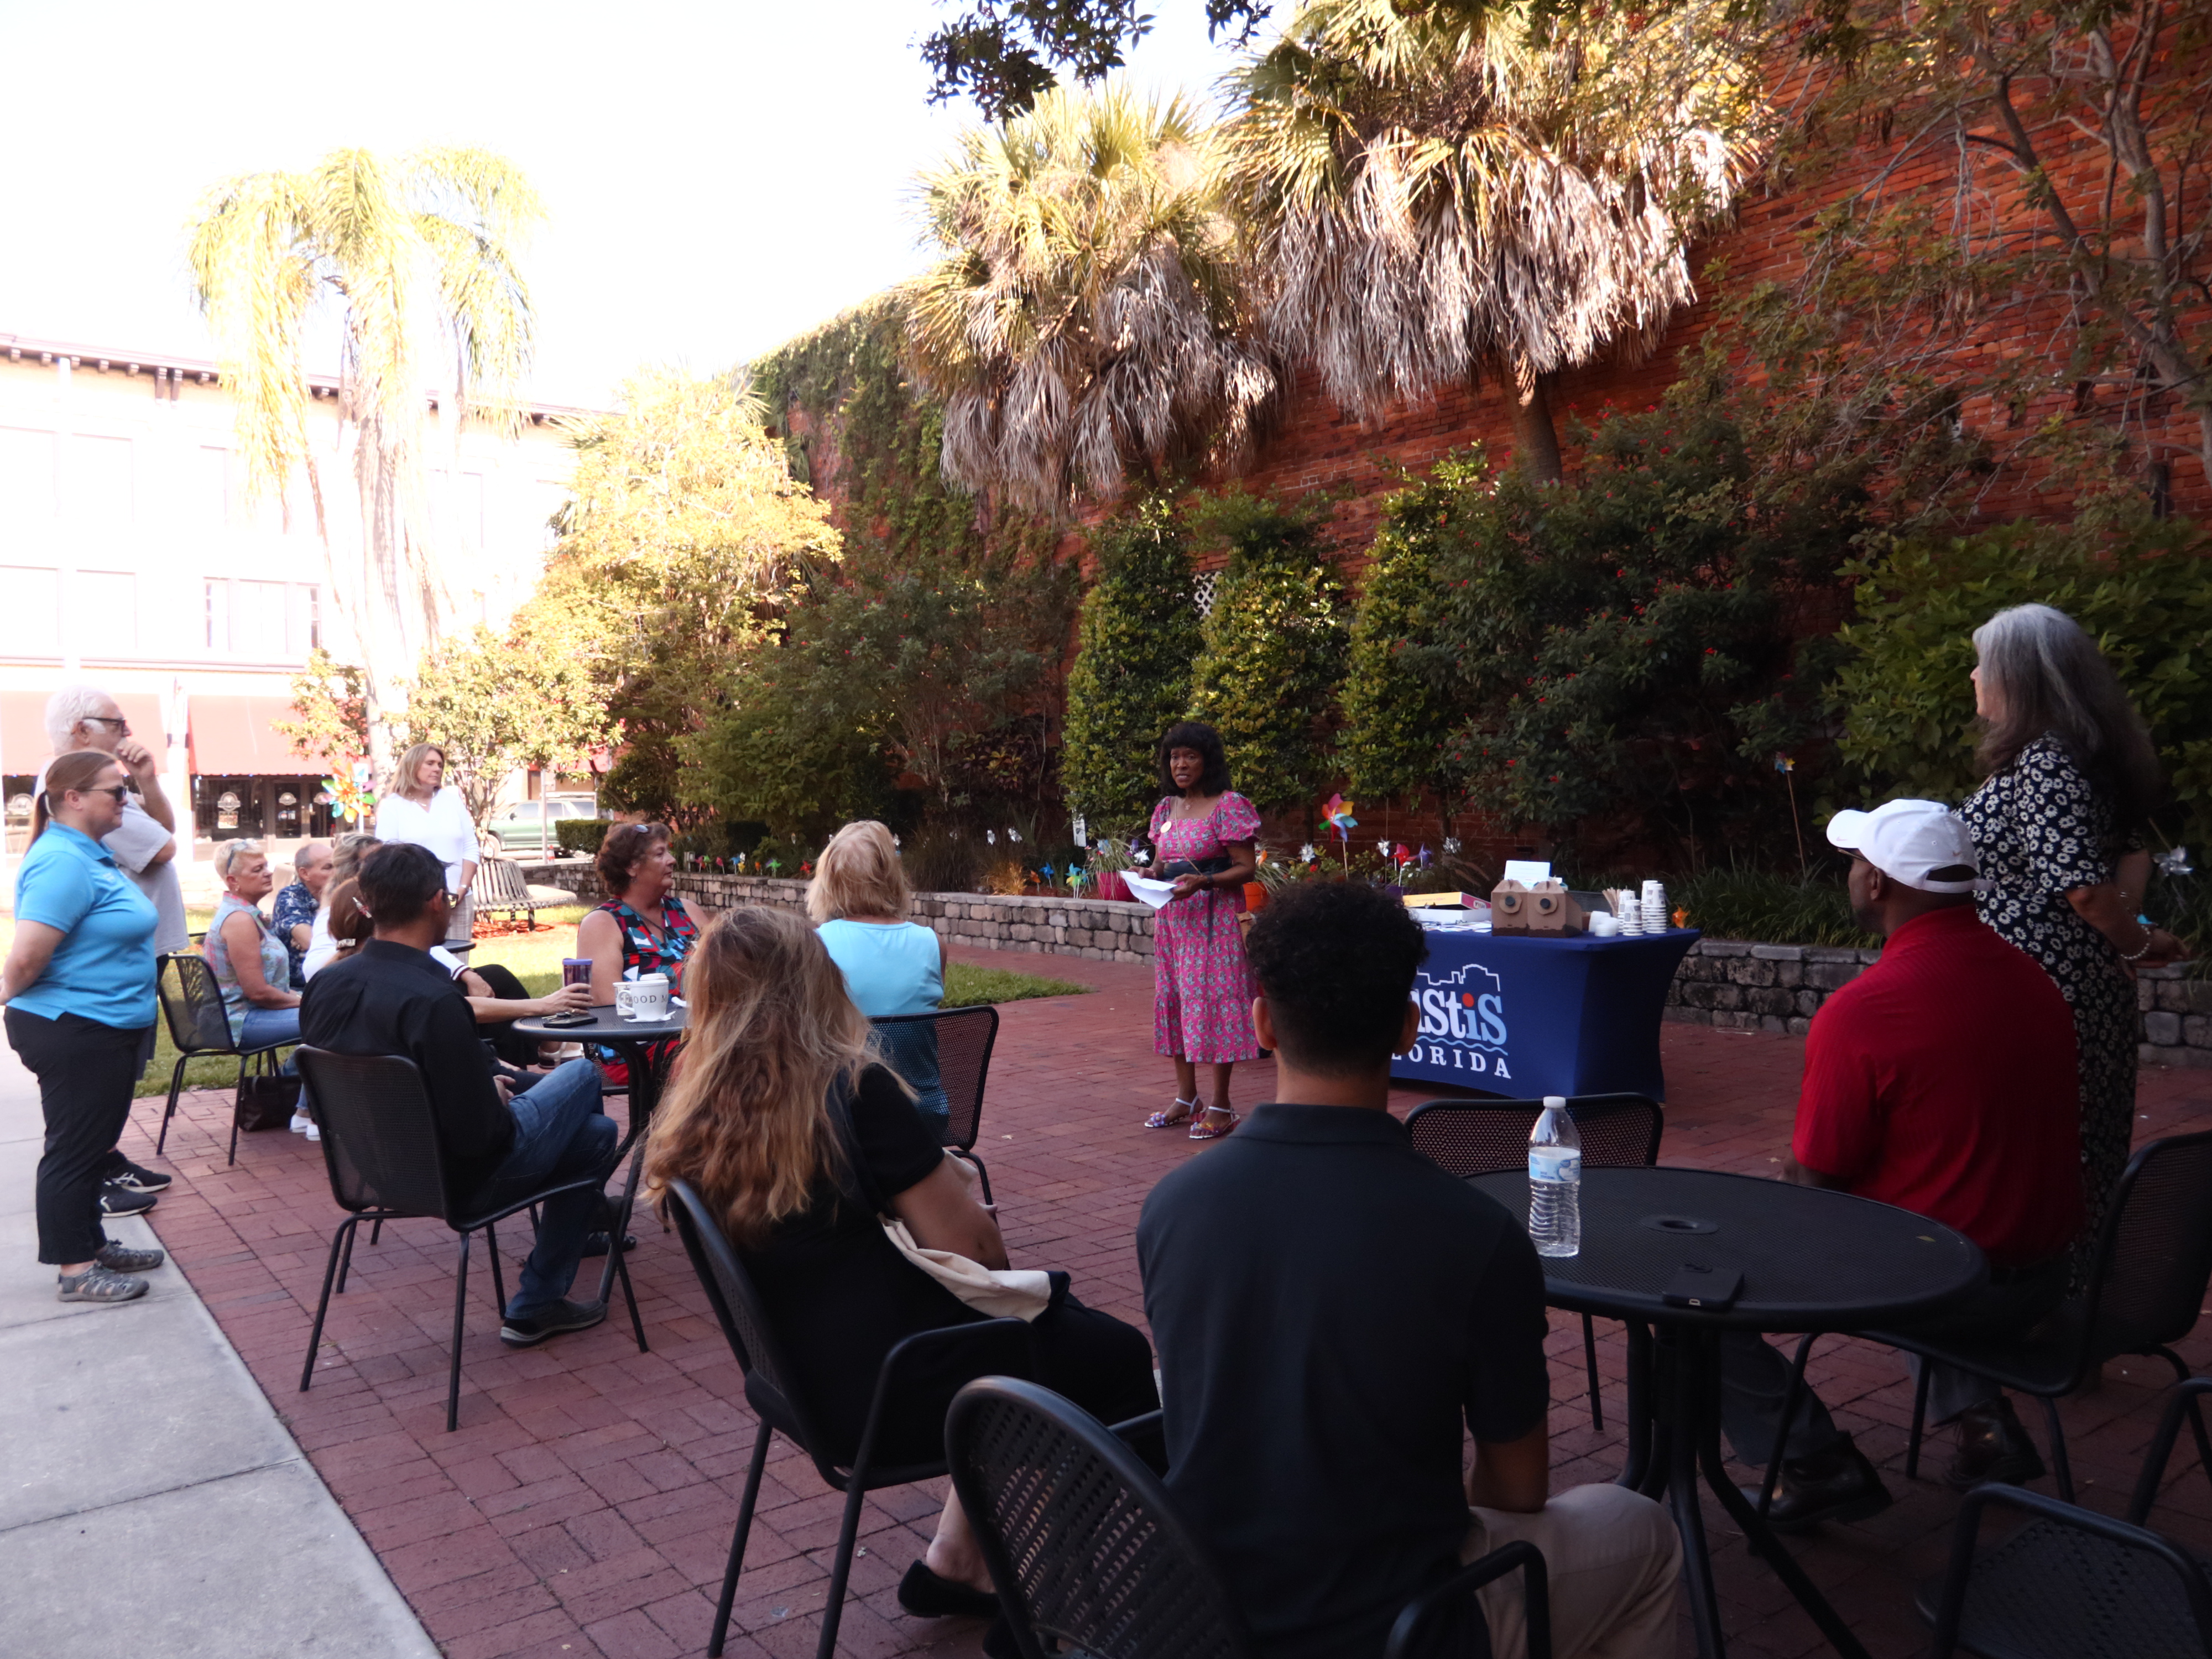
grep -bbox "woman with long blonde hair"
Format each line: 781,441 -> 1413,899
373,743 -> 479,948
809,820 -> 949,1126
644,907 -> 1155,1621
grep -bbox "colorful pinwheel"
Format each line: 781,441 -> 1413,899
1323,795 -> 1357,851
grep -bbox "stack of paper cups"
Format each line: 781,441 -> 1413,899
1642,880 -> 1668,931
1618,894 -> 1645,936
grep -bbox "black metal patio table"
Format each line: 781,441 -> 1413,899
1470,1166 -> 1985,1659
514,1003 -> 687,1307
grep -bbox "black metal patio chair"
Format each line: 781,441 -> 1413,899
1924,1378 -> 2212,1659
946,1375 -> 1552,1659
1863,1130 -> 2212,1504
663,1177 -> 1036,1659
150,950 -> 298,1166
293,1047 -> 644,1432
872,1004 -> 1000,1203
1405,1093 -> 1664,1429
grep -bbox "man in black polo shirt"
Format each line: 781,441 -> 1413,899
299,842 -> 617,1348
1139,883 -> 1679,1659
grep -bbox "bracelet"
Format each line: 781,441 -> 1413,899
2122,930 -> 2156,962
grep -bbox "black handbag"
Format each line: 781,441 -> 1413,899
235,1072 -> 301,1131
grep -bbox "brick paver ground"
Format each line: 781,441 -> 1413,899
128,943 -> 2212,1659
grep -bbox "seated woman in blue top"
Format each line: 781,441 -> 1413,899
204,839 -> 302,1052
0,749 -> 166,1305
808,821 -> 949,1130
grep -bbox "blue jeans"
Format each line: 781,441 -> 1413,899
241,1006 -> 301,1048
468,1060 -> 616,1319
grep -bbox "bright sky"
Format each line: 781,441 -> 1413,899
0,0 -> 1248,412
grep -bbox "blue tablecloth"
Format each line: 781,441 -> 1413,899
1391,927 -> 1700,1100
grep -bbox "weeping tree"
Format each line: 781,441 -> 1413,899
187,145 -> 541,774
906,81 -> 1279,512
1228,0 -> 1769,480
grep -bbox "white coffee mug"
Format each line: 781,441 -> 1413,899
616,972 -> 671,1021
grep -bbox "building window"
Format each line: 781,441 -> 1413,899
205,579 -> 229,652
290,584 -> 322,653
0,566 -> 61,656
0,427 -> 57,525
234,579 -> 288,657
67,434 -> 133,531
76,571 -> 137,654
205,578 -> 321,658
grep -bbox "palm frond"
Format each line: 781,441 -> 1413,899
906,80 -> 1279,513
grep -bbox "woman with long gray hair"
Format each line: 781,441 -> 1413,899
1963,604 -> 2185,1250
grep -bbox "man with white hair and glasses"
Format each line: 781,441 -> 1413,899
42,685 -> 189,1213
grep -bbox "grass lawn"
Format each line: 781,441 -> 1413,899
0,907 -> 1087,1100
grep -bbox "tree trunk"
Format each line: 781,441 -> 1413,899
1507,363 -> 1564,483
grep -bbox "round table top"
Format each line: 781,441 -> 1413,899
512,1003 -> 688,1047
1468,1166 -> 1985,1331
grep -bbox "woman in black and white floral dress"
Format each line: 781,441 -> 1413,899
1960,604 -> 2185,1250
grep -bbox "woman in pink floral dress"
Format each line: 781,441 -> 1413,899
1143,722 -> 1260,1140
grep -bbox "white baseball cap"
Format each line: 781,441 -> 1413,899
1825,799 -> 1987,894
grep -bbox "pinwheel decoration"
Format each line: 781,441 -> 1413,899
1323,795 -> 1357,851
322,759 -> 376,825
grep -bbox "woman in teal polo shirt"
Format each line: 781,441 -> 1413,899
1,749 -> 165,1305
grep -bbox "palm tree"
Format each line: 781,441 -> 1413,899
1230,0 -> 1769,480
187,146 -> 541,771
906,82 -> 1278,512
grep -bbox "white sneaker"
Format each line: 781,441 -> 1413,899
289,1110 -> 312,1134
305,1122 -> 321,1142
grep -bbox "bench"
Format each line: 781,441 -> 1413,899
472,855 -> 560,933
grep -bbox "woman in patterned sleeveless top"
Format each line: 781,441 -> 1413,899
578,822 -> 701,1084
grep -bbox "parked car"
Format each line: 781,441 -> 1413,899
483,797 -> 601,857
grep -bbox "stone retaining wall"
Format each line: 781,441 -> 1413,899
519,859 -> 2211,1066
517,861 -> 1159,963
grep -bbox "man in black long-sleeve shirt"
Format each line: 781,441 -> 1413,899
300,842 -> 617,1347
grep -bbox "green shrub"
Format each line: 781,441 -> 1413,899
1837,518 -> 2212,851
1672,867 -> 1875,948
555,819 -> 611,856
1339,481 -> 1466,820
1415,407 -> 1863,869
1186,491 -> 1348,811
1063,496 -> 1203,821
904,823 -> 985,894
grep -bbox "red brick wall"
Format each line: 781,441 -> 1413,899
784,72 -> 2207,862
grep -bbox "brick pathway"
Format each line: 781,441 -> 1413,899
129,945 -> 2212,1659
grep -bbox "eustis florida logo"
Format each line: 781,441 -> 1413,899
1413,961 -> 1512,1081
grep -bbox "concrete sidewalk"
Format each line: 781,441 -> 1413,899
0,1043 -> 436,1658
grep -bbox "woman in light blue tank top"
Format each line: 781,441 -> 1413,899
808,822 -> 948,1128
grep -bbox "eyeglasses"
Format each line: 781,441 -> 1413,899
81,716 -> 131,737
77,784 -> 131,804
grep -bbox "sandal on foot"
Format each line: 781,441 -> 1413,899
95,1243 -> 166,1274
1188,1109 -> 1240,1142
57,1263 -> 149,1304
1145,1097 -> 1200,1130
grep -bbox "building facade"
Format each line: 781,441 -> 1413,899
0,331 -> 596,860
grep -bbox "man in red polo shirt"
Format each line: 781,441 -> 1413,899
1720,799 -> 2083,1529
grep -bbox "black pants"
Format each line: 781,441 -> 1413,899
7,1009 -> 152,1265
1719,1256 -> 2070,1463
467,962 -> 544,1067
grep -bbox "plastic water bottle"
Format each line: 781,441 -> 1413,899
1528,1096 -> 1583,1258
